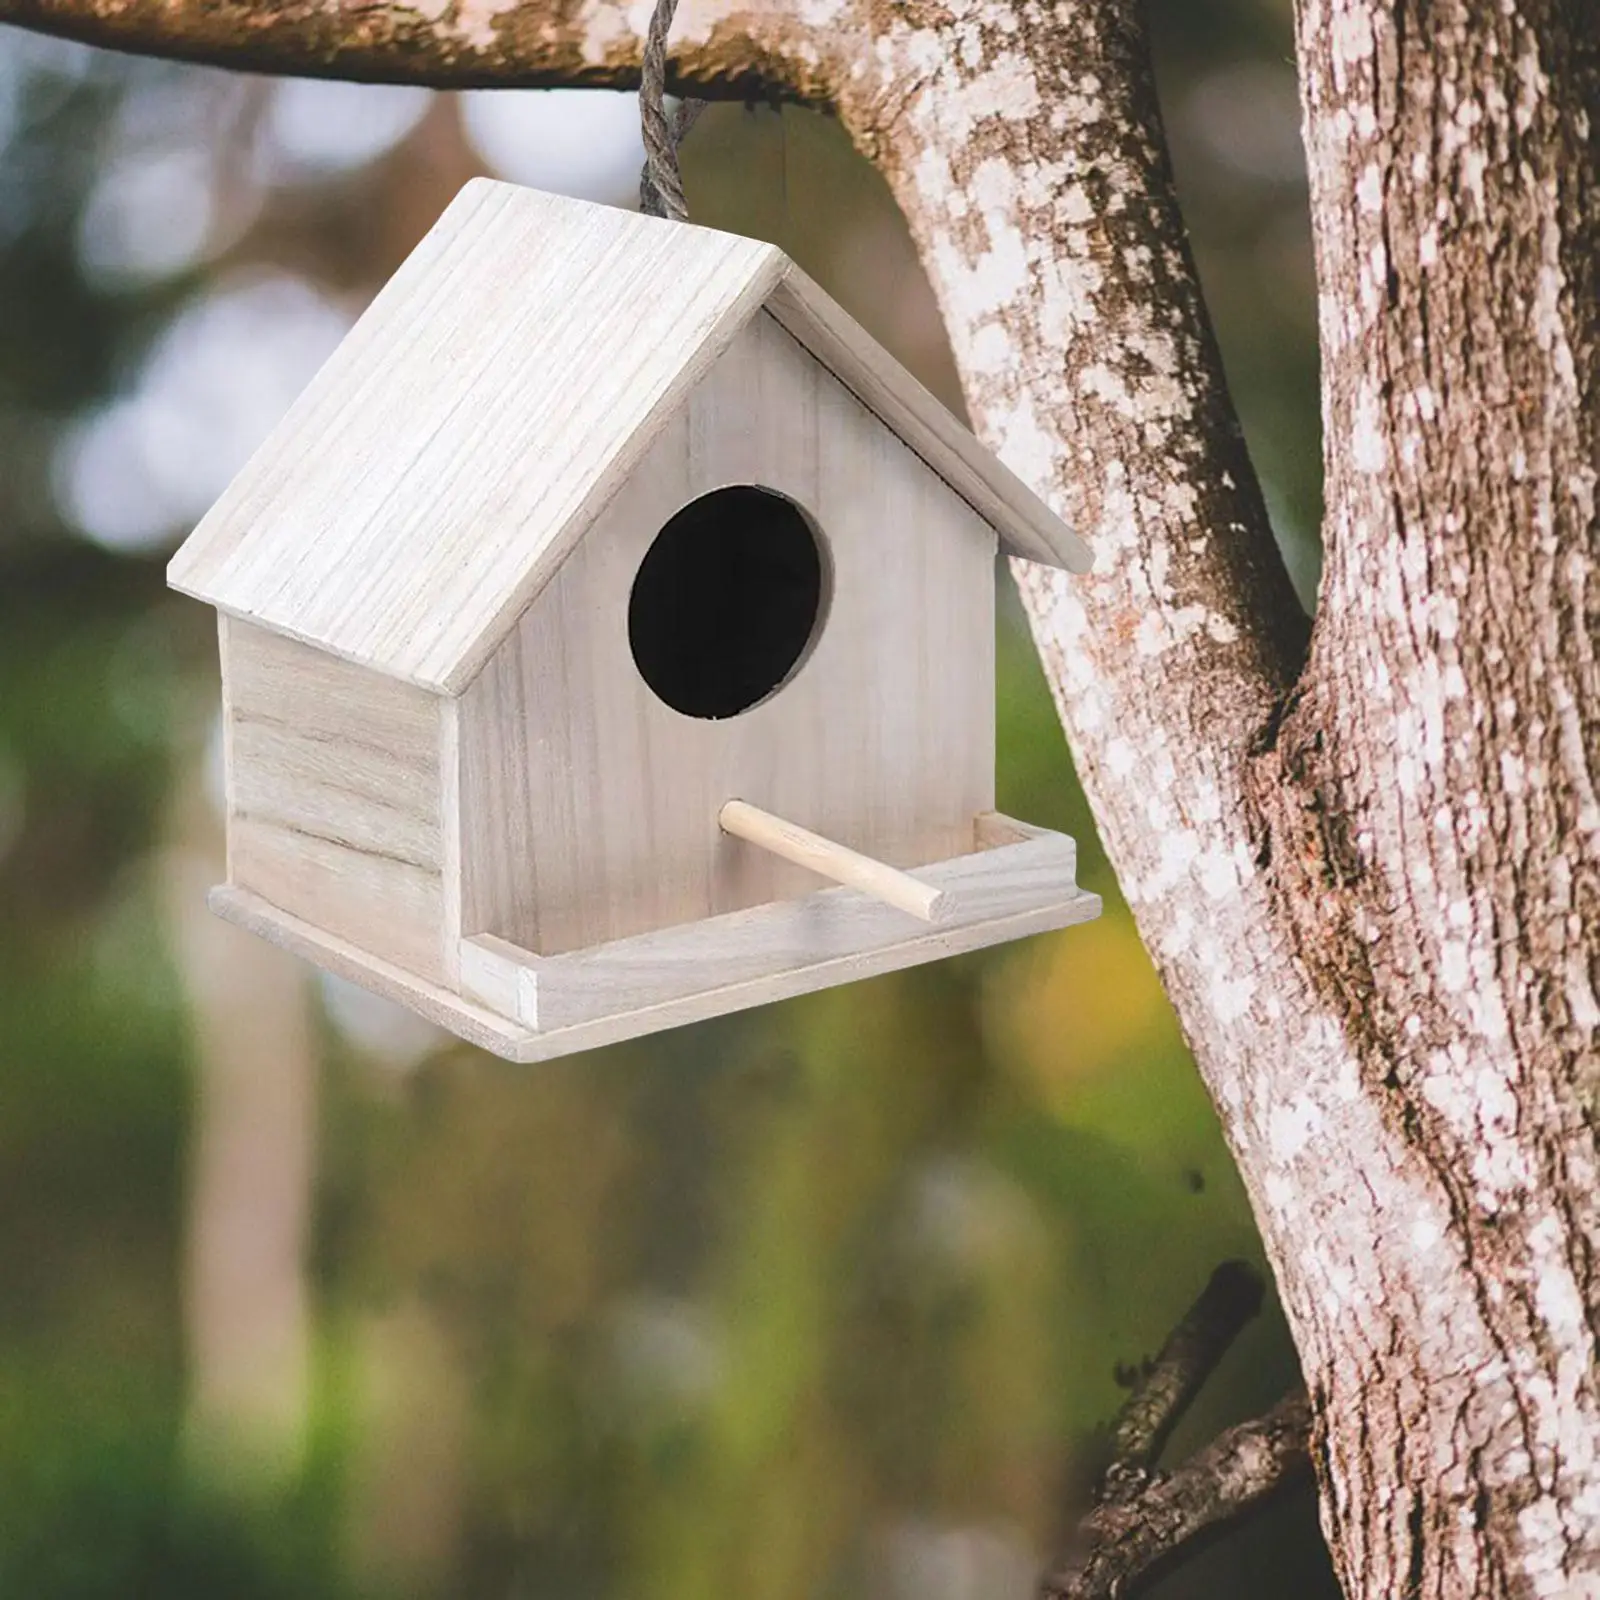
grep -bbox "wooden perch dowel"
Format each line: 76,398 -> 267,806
718,800 -> 948,923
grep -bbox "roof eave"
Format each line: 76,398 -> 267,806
765,264 -> 1094,576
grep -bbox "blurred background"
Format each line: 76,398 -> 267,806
0,3 -> 1333,1596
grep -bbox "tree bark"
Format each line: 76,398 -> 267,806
1260,4 -> 1600,1592
2,1 -> 1595,1595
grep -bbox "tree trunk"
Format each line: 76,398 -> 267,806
849,0 -> 1600,1594
1266,4 -> 1600,1591
2,0 -> 1595,1594
835,4 -> 1598,1589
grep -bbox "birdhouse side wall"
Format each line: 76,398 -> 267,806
455,313 -> 998,958
219,618 -> 453,984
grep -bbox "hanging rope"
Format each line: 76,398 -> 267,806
638,0 -> 703,220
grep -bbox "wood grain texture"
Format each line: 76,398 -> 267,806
221,619 -> 450,983
457,312 -> 998,956
459,816 -> 1096,1034
171,179 -> 788,693
168,181 -> 1089,696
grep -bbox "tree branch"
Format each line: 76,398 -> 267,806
1106,1258 -> 1266,1475
0,0 -> 831,98
1043,1389 -> 1314,1600
1036,1262 -> 1310,1600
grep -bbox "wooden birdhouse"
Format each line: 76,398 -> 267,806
168,179 -> 1101,1062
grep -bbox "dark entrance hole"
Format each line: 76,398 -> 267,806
627,485 -> 828,720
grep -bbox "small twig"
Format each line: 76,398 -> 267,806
1042,1390 -> 1314,1600
1036,1261 -> 1313,1600
1106,1259 -> 1266,1476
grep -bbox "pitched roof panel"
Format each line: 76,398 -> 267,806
170,180 -> 1089,694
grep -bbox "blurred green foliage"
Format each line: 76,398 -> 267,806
0,10 -> 1336,1599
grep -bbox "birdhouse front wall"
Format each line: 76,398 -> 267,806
455,313 -> 999,958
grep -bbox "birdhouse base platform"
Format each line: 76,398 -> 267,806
209,813 -> 1100,1064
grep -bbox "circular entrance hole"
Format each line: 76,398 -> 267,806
627,485 -> 828,720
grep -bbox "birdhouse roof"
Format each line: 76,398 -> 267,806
168,179 -> 1091,695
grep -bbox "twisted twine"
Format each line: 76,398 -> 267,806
638,0 -> 703,219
